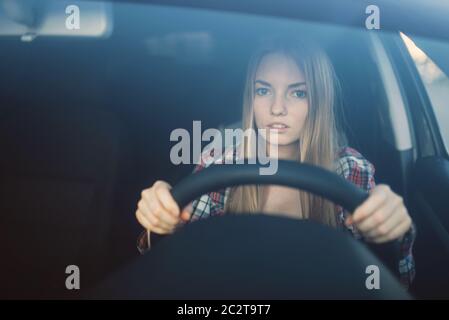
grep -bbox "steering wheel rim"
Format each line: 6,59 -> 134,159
171,160 -> 369,213
89,161 -> 411,299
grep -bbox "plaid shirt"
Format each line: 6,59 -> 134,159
137,144 -> 416,288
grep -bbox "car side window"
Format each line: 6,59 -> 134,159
401,33 -> 449,156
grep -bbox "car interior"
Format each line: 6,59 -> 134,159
0,1 -> 448,299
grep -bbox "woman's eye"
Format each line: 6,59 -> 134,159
292,90 -> 307,99
255,87 -> 270,96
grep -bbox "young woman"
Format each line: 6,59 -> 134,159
135,37 -> 416,287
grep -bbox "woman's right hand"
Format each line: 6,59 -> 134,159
135,180 -> 192,235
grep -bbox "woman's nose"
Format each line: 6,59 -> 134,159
270,96 -> 287,116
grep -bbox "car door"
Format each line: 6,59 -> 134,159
387,33 -> 449,298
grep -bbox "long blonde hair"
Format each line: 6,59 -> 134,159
224,36 -> 343,227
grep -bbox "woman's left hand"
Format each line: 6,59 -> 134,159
345,184 -> 412,243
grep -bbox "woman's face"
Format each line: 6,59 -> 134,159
253,53 -> 309,146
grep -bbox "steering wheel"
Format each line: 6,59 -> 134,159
171,160 -> 369,212
91,161 -> 411,299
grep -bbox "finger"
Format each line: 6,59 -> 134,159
180,202 -> 193,221
155,205 -> 180,228
145,184 -> 179,222
363,205 -> 406,239
135,209 -> 152,230
143,189 -> 179,226
180,211 -> 191,221
137,209 -> 175,234
183,202 -> 193,213
369,215 -> 412,243
154,183 -> 180,217
355,195 -> 403,234
352,185 -> 390,224
150,223 -> 175,235
139,198 -> 176,231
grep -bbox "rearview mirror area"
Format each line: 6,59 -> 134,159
0,0 -> 113,41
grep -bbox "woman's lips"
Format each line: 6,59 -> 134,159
267,123 -> 289,133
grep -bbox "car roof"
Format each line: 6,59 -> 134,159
114,0 -> 449,42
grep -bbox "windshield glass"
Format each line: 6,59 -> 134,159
1,0 -> 448,300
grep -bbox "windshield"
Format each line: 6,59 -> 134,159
1,0 -> 448,300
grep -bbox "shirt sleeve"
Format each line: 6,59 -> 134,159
336,147 -> 416,288
136,229 -> 151,254
137,229 -> 171,254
